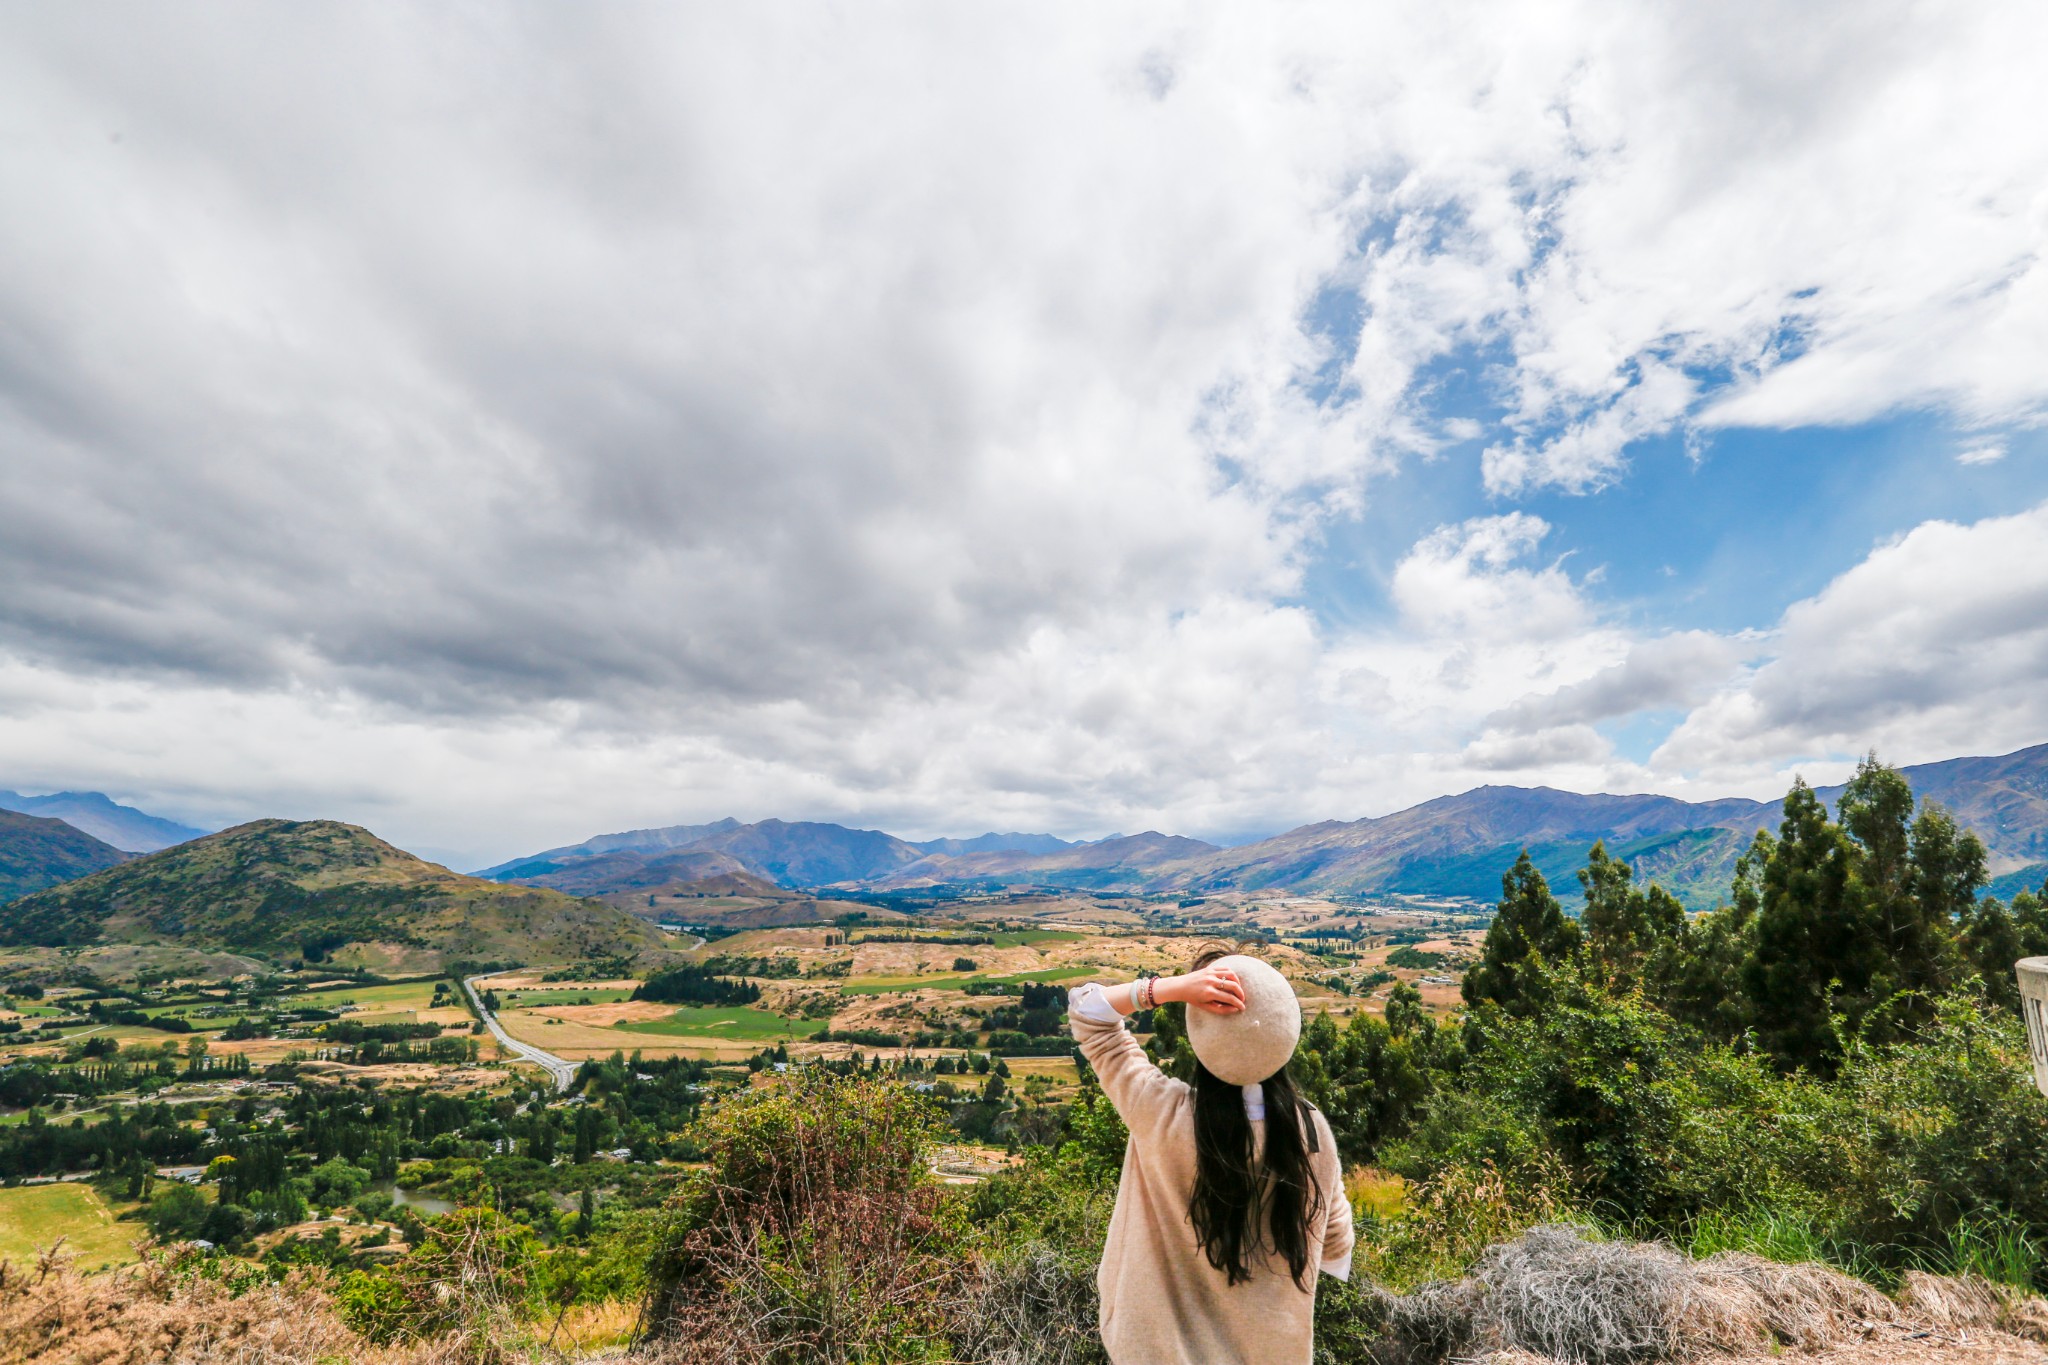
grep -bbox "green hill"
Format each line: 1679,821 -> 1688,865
0,809 -> 132,904
0,818 -> 670,969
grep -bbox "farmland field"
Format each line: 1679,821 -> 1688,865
841,965 -> 1101,995
495,987 -> 635,1008
617,1005 -> 807,1041
0,1183 -> 139,1270
290,980 -> 442,1013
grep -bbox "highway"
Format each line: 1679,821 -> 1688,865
463,972 -> 580,1093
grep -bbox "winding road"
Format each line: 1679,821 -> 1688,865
463,971 -> 579,1093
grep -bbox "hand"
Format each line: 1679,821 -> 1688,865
1164,963 -> 1246,1016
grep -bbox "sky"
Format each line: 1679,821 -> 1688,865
2,3 -> 2047,870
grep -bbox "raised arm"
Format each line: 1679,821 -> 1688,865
1067,963 -> 1248,1145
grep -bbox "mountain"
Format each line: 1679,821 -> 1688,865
476,741 -> 2048,909
0,818 -> 669,968
878,742 -> 2048,910
877,832 -> 1224,891
910,832 -> 1076,857
0,790 -> 209,853
0,809 -> 133,903
491,848 -> 761,896
481,818 -> 928,892
1158,789 -> 1775,908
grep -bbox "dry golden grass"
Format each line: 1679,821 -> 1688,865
1346,1167 -> 1409,1222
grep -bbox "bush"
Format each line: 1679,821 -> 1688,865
146,1183 -> 209,1240
643,1072 -> 965,1363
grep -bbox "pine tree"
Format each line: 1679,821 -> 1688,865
1464,850 -> 1580,1016
1744,780 -> 1877,1071
1579,841 -> 1688,992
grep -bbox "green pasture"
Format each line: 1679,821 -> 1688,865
841,965 -> 1098,996
614,1005 -> 806,1041
0,1183 -> 140,1270
499,987 -> 634,1008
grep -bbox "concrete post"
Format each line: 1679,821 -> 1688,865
2017,957 -> 2048,1097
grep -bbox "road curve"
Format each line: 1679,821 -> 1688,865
463,972 -> 579,1093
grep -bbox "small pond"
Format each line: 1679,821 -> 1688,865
369,1181 -> 456,1216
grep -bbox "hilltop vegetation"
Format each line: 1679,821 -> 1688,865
0,818 -> 671,970
0,808 -> 130,904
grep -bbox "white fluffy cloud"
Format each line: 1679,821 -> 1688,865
1657,503 -> 2048,790
2,4 -> 2045,862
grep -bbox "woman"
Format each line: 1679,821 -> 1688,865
1068,950 -> 1353,1365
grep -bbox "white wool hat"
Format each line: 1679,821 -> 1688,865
1185,954 -> 1302,1086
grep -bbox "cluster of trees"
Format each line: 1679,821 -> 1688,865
633,964 -> 762,1006
1465,758 -> 2041,1072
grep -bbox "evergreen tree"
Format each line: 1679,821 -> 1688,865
1578,841 -> 1688,992
1744,780 -> 1878,1071
1464,851 -> 1580,1016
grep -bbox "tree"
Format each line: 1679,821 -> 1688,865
1744,781 -> 1879,1072
1464,851 -> 1580,1016
1838,757 -> 1975,1016
1578,841 -> 1688,993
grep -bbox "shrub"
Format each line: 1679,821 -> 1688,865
641,1072 -> 965,1363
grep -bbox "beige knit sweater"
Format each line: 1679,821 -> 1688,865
1069,985 -> 1355,1365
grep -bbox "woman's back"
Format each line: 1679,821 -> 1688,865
1070,979 -> 1353,1365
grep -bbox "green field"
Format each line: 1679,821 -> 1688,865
615,1005 -> 807,1041
289,980 -> 442,1012
848,928 -> 1083,948
0,1183 -> 140,1269
841,966 -> 1099,996
499,988 -> 634,1008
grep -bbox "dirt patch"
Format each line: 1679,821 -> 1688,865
544,1001 -> 675,1026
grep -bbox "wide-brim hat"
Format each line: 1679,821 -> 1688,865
1185,954 -> 1301,1086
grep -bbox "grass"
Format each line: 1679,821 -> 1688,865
840,966 -> 1100,996
615,1005 -> 808,1041
0,1183 -> 140,1270
497,988 -> 635,1007
287,980 -> 443,1013
1935,1215 -> 2045,1291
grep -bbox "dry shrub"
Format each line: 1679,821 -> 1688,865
0,1243 -> 459,1365
1898,1270 -> 2048,1343
643,1072 -> 966,1364
1363,1160 -> 1574,1289
1372,1224 -> 1895,1364
946,1244 -> 1107,1365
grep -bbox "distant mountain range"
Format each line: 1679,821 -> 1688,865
0,790 -> 208,853
484,742 -> 2048,911
0,818 -> 669,970
479,820 -> 1082,896
0,809 -> 132,903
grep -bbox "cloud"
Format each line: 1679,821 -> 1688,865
1489,632 -> 1750,733
2,6 -> 2045,856
1655,502 -> 2048,784
1957,440 -> 2009,466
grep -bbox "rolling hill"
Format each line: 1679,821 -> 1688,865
482,818 -> 937,891
0,818 -> 670,969
0,809 -> 132,903
0,790 -> 208,853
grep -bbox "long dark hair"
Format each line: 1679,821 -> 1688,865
1185,955 -> 1323,1289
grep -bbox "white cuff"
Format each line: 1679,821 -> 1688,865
1069,981 -> 1122,1025
1322,1251 -> 1352,1282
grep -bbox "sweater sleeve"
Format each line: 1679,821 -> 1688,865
1316,1111 -> 1355,1277
1068,982 -> 1186,1145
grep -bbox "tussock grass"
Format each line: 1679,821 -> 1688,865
1371,1224 -> 1899,1364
